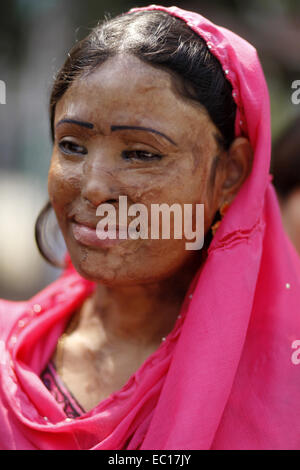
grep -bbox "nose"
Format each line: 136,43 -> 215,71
81,154 -> 120,208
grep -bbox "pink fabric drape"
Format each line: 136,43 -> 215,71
0,5 -> 300,450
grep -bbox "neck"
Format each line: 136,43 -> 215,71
77,252 -> 202,347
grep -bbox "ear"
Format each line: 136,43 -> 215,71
220,137 -> 253,204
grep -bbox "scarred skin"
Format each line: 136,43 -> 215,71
48,54 -> 252,411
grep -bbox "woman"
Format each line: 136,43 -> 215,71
0,5 -> 300,450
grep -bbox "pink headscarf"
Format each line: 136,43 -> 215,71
0,5 -> 300,450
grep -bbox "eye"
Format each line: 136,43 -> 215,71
122,150 -> 163,161
58,139 -> 87,156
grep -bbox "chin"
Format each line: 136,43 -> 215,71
68,249 -> 134,285
67,238 -> 194,286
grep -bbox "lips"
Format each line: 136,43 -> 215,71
70,219 -> 130,248
72,217 -> 98,230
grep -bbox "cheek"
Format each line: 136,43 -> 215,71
117,151 -> 218,244
48,155 -> 81,212
122,159 -> 197,203
122,160 -> 214,222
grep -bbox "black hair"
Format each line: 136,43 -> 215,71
36,9 -> 237,267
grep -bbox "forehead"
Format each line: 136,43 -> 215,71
54,54 -> 216,141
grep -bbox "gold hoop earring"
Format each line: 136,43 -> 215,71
211,201 -> 230,237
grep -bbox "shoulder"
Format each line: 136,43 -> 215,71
0,265 -> 81,341
0,299 -> 28,340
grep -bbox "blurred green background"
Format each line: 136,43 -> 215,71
0,0 -> 299,300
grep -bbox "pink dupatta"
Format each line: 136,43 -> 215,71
0,5 -> 300,450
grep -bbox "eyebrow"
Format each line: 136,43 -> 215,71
56,118 -> 94,129
55,119 -> 177,146
111,125 -> 177,146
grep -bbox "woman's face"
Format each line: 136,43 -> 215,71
49,54 -> 234,284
